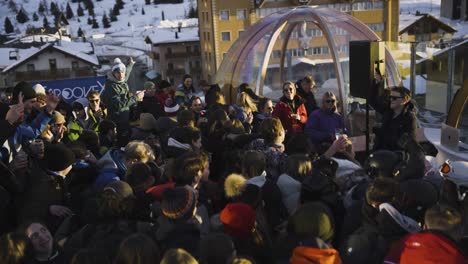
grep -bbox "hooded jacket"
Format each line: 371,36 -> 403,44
101,61 -> 137,124
272,96 -> 307,134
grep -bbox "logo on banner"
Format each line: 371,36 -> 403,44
50,82 -> 105,100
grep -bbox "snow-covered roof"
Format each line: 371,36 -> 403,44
2,41 -> 99,73
93,45 -> 146,57
399,14 -> 457,34
4,34 -> 72,45
267,56 -> 349,69
145,19 -> 199,45
0,47 -> 39,68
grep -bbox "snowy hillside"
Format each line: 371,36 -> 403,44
400,0 -> 440,15
0,0 -> 197,38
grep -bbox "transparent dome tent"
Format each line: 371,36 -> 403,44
216,6 -> 401,120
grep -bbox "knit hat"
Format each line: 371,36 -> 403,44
220,203 -> 256,238
159,80 -> 171,89
44,144 -> 76,171
161,186 -> 197,220
51,111 -> 66,125
288,202 -> 335,242
32,84 -> 46,95
144,81 -> 155,90
112,58 -> 126,73
139,113 -> 157,131
104,180 -> 134,199
13,81 -> 36,101
164,98 -> 180,117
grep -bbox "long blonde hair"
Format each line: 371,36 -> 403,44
236,92 -> 258,113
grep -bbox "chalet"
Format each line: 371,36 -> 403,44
399,13 -> 457,43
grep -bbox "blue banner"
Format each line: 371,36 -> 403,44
32,76 -> 106,104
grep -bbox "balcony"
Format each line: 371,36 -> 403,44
14,67 -> 95,81
166,68 -> 186,75
165,51 -> 201,59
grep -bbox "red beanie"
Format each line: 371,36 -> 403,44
220,203 -> 256,238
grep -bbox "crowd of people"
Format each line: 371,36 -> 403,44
0,57 -> 467,264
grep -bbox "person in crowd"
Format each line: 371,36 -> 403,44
370,85 -> 416,151
101,57 -> 144,147
252,97 -> 273,133
17,144 -> 76,232
86,91 -> 107,131
200,233 -> 236,264
41,111 -> 67,143
385,204 -> 468,263
272,81 -> 307,135
238,83 -> 261,102
160,248 -> 198,264
296,75 -> 319,115
137,81 -> 164,120
96,140 -> 155,188
305,91 -> 345,147
175,74 -> 196,106
155,80 -> 175,106
98,119 -> 117,155
22,221 -> 63,263
114,233 -> 160,264
67,98 -> 90,142
164,98 -> 181,121
189,96 -> 204,123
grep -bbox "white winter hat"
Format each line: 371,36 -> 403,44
112,58 -> 126,73
32,84 -> 46,95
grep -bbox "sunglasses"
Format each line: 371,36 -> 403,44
389,96 -> 403,101
325,99 -> 336,103
283,88 -> 294,92
89,99 -> 100,103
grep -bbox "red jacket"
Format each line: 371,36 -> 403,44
290,246 -> 343,264
272,97 -> 307,134
384,231 -> 468,264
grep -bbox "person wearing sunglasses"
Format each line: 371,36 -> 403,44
370,86 -> 416,151
305,92 -> 345,148
86,90 -> 107,132
272,82 -> 308,135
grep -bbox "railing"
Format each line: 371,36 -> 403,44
166,68 -> 186,75
15,67 -> 95,81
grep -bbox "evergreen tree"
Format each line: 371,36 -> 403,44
8,0 -> 17,12
112,5 -> 120,16
4,17 -> 14,33
43,16 -> 50,28
38,2 -> 45,15
142,8 -> 145,15
187,6 -> 197,18
66,3 -> 74,19
87,17 -> 92,25
77,27 -> 83,37
92,18 -> 99,28
33,12 -> 39,21
77,4 -> 84,17
83,0 -> 94,10
145,0 -> 151,4
161,10 -> 165,21
102,13 -> 110,28
116,0 -> 125,10
88,7 -> 95,17
110,8 -> 117,22
16,8 -> 29,23
153,0 -> 160,4
50,2 -> 57,15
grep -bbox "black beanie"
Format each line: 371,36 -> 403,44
13,81 -> 36,102
45,144 -> 76,171
161,186 -> 196,221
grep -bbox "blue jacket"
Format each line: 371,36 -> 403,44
95,148 -> 126,188
305,109 -> 344,144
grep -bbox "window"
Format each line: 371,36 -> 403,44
72,61 -> 79,70
49,59 -> 57,70
237,9 -> 247,20
195,61 -> 200,68
223,53 -> 227,60
167,48 -> 172,54
168,63 -> 174,70
194,45 -> 199,52
221,32 -> 231,41
220,10 -> 229,21
189,61 -> 193,68
186,46 -> 192,53
322,47 -> 329,54
312,47 -> 321,55
207,32 -> 210,41
367,23 -> 385,32
238,30 -> 244,37
27,64 -> 35,71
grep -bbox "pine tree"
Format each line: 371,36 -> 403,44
83,0 -> 94,10
43,16 -> 50,28
92,18 -> 99,28
50,2 -> 57,15
110,8 -> 117,22
187,6 -> 197,18
33,12 -> 39,21
4,17 -> 14,33
161,10 -> 165,21
16,8 -> 29,23
8,0 -> 17,12
102,13 -> 110,28
153,0 -> 159,4
145,0 -> 151,4
77,4 -> 84,17
142,8 -> 145,15
112,5 -> 120,16
38,2 -> 45,15
87,17 -> 92,25
66,3 -> 74,19
116,0 -> 125,10
77,27 -> 83,37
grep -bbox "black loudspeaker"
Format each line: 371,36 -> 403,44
349,41 -> 385,99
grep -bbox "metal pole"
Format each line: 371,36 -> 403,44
410,42 -> 417,96
447,43 -> 455,113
